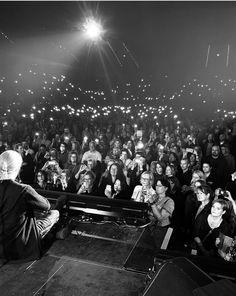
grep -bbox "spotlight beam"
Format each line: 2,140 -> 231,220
82,18 -> 104,41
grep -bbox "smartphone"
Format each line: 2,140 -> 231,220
106,185 -> 112,192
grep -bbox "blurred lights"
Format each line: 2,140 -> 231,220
82,18 -> 104,41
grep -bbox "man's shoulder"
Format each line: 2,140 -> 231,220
83,151 -> 90,156
0,180 -> 30,196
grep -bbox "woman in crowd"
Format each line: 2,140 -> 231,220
127,153 -> 149,190
124,139 -> 135,160
184,170 -> 207,222
105,178 -> 131,200
34,144 -> 48,172
164,163 -> 181,201
168,151 -> 180,173
55,169 -> 76,193
49,134 -> 62,151
149,161 -> 157,174
131,171 -> 156,203
33,170 -> 48,190
64,151 -> 81,180
185,182 -> 213,244
41,148 -> 62,183
156,144 -> 169,164
193,183 -> 213,227
15,142 -> 35,185
70,140 -> 82,157
183,170 -> 207,237
75,158 -> 101,189
148,179 -> 175,227
193,199 -> 234,257
153,161 -> 166,185
188,152 -> 201,172
119,148 -> 132,170
214,188 -> 236,222
99,157 -> 115,180
98,162 -> 127,197
77,171 -> 98,195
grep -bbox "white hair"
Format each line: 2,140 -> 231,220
0,150 -> 23,181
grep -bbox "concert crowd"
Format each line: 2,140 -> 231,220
1,110 -> 236,261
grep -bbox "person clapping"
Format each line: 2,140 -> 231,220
147,179 -> 175,227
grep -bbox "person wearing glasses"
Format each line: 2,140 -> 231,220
131,171 -> 156,203
148,179 -> 175,227
77,171 -> 98,195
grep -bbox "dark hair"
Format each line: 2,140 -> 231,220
83,171 -> 96,183
196,183 -> 213,199
89,140 -> 96,146
15,143 -> 23,150
109,162 -> 123,175
115,178 -> 127,192
169,151 -> 179,161
156,178 -> 170,191
35,169 -> 47,183
187,152 -> 196,161
49,148 -> 58,160
202,160 -> 212,167
212,198 -> 229,212
156,161 -> 166,172
60,142 -> 67,148
165,163 -> 176,176
121,148 -> 131,159
67,151 -> 80,164
181,157 -> 189,163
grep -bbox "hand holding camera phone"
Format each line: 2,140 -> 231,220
105,184 -> 112,198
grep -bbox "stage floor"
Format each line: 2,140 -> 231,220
1,220 -> 170,295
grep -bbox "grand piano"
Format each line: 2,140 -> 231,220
36,189 -> 150,226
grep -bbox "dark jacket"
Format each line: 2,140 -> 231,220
0,180 -> 50,260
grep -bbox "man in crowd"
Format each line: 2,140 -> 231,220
81,140 -> 102,164
205,145 -> 230,189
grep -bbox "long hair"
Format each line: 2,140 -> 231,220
67,151 -> 80,165
108,162 -> 125,180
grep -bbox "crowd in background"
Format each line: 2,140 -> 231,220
1,115 -> 236,260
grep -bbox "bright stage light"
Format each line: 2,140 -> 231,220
83,18 -> 104,41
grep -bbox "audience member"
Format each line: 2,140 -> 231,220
148,179 -> 175,227
131,171 -> 156,203
193,199 -> 234,257
81,140 -> 102,164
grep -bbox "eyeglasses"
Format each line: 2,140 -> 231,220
156,184 -> 164,187
141,177 -> 150,181
84,178 -> 92,181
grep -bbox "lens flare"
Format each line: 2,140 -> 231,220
83,18 -> 103,41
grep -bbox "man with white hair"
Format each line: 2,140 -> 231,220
0,150 -> 59,261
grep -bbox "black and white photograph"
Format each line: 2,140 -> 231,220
0,1 -> 236,295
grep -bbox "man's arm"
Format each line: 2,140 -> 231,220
24,185 -> 51,212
